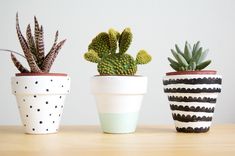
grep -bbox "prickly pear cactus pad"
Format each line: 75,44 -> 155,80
84,28 -> 151,75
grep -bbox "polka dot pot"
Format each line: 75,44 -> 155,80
163,71 -> 222,133
91,76 -> 148,134
11,73 -> 71,134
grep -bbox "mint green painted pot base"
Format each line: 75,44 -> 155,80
99,112 -> 139,134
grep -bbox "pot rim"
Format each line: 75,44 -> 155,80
93,75 -> 145,77
15,73 -> 68,77
166,70 -> 217,76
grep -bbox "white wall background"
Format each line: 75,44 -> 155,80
0,0 -> 234,125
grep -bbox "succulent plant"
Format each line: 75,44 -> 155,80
8,13 -> 66,73
168,41 -> 211,71
84,28 -> 151,75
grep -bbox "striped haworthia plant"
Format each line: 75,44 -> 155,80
10,13 -> 66,73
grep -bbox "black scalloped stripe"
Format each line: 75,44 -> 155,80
163,77 -> 222,85
172,114 -> 212,122
176,127 -> 210,133
164,88 -> 221,93
168,96 -> 217,103
170,104 -> 214,113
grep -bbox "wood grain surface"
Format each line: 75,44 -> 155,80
0,125 -> 234,156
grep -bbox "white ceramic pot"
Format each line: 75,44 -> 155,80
163,71 -> 222,133
11,73 -> 70,134
91,76 -> 147,134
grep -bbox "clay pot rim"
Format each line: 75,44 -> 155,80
15,73 -> 68,77
166,70 -> 217,76
94,75 -> 144,77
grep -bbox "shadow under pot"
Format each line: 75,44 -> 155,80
91,76 -> 148,134
163,70 -> 222,133
11,73 -> 71,134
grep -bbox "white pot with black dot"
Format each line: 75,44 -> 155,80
163,70 -> 222,133
11,73 -> 70,134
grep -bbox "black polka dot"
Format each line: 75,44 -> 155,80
49,114 -> 52,116
59,96 -> 62,99
35,81 -> 38,84
46,101 -> 48,104
37,109 -> 40,112
32,128 -> 35,131
14,91 -> 16,93
30,106 -> 32,108
16,81 -> 18,84
23,99 -> 25,102
39,121 -> 43,124
24,124 -> 26,127
55,106 -> 57,108
26,115 -> 28,117
61,85 -> 64,88
59,114 -> 61,117
53,121 -> 55,123
46,129 -> 48,131
46,89 -> 49,92
34,95 -> 37,98
61,105 -> 63,108
25,86 -> 27,89
50,79 -> 53,82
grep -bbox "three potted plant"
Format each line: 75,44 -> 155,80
163,41 -> 222,133
84,28 -> 152,133
5,14 -> 71,134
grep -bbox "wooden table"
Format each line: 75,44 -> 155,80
0,125 -> 235,156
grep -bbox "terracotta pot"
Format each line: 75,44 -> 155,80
91,76 -> 148,134
163,70 -> 222,133
11,73 -> 71,134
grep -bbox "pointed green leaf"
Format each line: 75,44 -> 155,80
191,47 -> 202,64
171,49 -> 188,67
192,62 -> 196,70
170,63 -> 179,71
187,42 -> 192,53
175,44 -> 185,57
168,57 -> 180,67
196,60 -> 211,70
198,49 -> 209,64
184,41 -> 191,62
180,66 -> 185,71
192,41 -> 200,56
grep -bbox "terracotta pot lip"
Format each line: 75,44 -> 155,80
166,70 -> 217,76
15,73 -> 68,77
93,75 -> 144,77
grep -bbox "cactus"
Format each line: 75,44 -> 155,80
3,13 -> 66,73
168,41 -> 211,71
84,28 -> 151,75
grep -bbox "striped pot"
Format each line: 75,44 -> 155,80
163,70 -> 222,133
11,73 -> 71,134
91,76 -> 148,134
